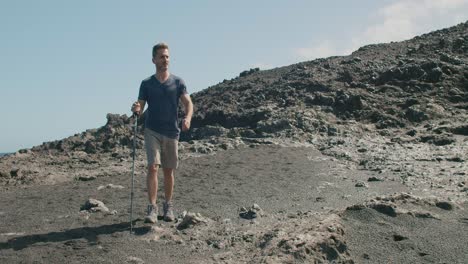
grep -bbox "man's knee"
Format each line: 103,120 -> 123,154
148,163 -> 159,174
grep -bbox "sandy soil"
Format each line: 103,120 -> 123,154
1,145 -> 466,263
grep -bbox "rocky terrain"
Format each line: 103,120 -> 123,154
0,21 -> 467,263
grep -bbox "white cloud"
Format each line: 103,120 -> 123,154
350,0 -> 468,52
295,40 -> 341,61
295,0 -> 468,60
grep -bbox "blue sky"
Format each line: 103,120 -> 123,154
1,0 -> 467,152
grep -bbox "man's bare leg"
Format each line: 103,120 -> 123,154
163,168 -> 174,202
144,164 -> 160,223
162,168 -> 175,221
147,164 -> 159,205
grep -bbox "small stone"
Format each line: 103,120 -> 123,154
97,184 -> 125,190
81,198 -> 110,213
412,212 -> 439,219
287,213 -> 298,219
368,177 -> 384,182
79,211 -> 90,220
446,157 -> 464,162
108,184 -> 124,189
10,168 -> 20,177
252,203 -> 262,211
127,256 -> 144,264
239,204 -> 263,219
240,210 -> 257,220
393,234 -> 408,241
406,130 -> 417,136
177,212 -> 209,230
207,239 -> 225,249
78,175 -> 97,181
435,201 -> 454,210
355,181 -> 369,188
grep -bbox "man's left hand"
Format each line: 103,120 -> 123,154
182,118 -> 191,131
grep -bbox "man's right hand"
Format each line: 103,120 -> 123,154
131,101 -> 141,116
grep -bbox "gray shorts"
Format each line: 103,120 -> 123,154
144,128 -> 179,169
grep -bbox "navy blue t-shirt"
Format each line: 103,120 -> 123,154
138,74 -> 187,139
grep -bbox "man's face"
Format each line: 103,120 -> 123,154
153,48 -> 170,72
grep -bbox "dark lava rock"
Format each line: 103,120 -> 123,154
393,234 -> 409,241
10,168 -> 20,177
368,177 -> 384,182
453,125 -> 468,135
239,67 -> 260,77
435,201 -> 455,211
406,105 -> 429,122
406,129 -> 417,136
77,176 -> 97,181
355,181 -> 369,188
239,204 -> 263,220
420,135 -> 456,146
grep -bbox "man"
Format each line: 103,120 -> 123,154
131,42 -> 193,223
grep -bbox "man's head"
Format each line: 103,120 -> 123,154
152,42 -> 170,72
152,42 -> 169,58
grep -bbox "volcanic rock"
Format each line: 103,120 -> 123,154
81,198 -> 110,213
177,212 -> 209,230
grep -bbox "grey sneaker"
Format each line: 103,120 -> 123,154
144,204 -> 158,223
163,201 -> 174,222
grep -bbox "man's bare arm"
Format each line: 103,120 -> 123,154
180,93 -> 193,131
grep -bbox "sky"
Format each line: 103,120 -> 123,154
1,0 -> 468,153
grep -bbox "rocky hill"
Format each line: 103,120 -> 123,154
187,21 -> 467,140
1,21 -> 467,187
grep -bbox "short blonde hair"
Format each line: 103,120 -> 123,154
152,42 -> 169,58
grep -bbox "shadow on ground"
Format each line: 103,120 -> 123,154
0,221 -> 153,251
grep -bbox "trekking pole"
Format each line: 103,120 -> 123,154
130,113 -> 138,233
